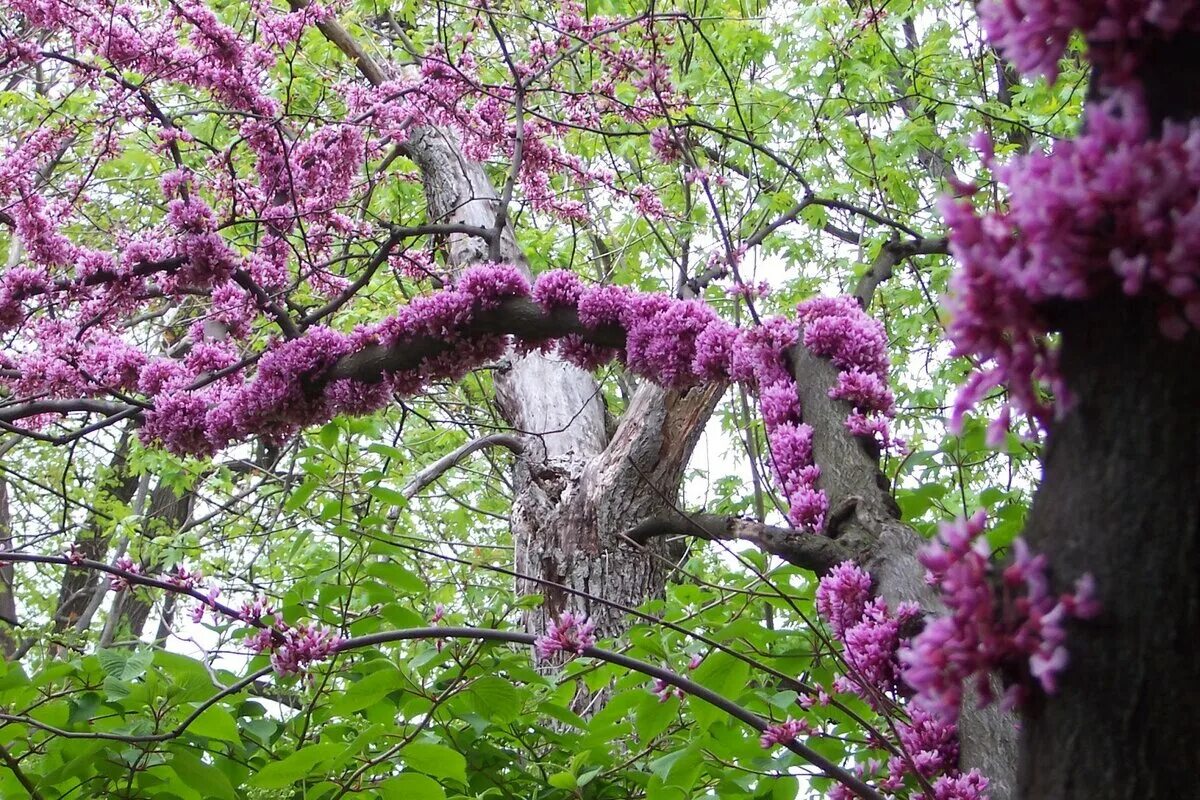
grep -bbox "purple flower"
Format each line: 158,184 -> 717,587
533,611 -> 597,661
759,718 -> 811,749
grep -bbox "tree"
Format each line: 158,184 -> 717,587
0,1 -> 1193,799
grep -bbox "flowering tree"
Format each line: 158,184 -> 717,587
0,1 -> 1194,799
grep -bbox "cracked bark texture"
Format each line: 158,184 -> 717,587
404,125 -> 723,642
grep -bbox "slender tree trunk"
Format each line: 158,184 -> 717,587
115,479 -> 193,640
53,429 -> 138,631
0,473 -> 17,656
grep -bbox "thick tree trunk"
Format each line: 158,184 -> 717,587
404,126 -> 722,643
1017,298 -> 1200,798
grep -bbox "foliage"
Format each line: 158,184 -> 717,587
0,0 -> 1099,798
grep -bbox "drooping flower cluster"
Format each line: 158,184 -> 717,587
815,561 -> 986,796
533,611 -> 597,661
899,512 -> 1100,720
815,561 -> 920,700
944,97 -> 1200,435
978,0 -> 1200,81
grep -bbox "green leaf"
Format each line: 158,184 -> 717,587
285,479 -> 320,512
365,561 -> 424,594
369,485 -> 409,509
328,665 -> 405,716
249,743 -> 344,789
548,772 -> 577,790
169,750 -> 236,800
400,742 -> 467,784
377,773 -> 446,800
469,676 -> 519,723
635,692 -> 678,744
688,652 -> 750,730
186,705 -> 240,743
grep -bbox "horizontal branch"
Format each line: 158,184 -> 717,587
327,296 -> 626,384
623,510 -> 852,575
0,399 -> 135,424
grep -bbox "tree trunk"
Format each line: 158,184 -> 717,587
789,343 -> 1018,799
1016,40 -> 1200,798
115,479 -> 193,640
1017,297 -> 1200,798
0,472 -> 17,656
404,126 -> 723,643
53,429 -> 138,631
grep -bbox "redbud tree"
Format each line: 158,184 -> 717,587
0,1 -> 1194,799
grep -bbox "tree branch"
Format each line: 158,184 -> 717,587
402,432 -> 525,499
0,399 -> 135,424
623,509 -> 852,575
853,236 -> 949,310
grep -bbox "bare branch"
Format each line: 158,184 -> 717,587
0,399 -> 134,424
623,509 -> 851,575
853,237 -> 949,310
402,432 -> 525,499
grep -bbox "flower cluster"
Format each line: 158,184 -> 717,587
265,624 -> 343,677
759,717 -> 811,749
651,677 -> 685,702
109,555 -> 142,592
978,0 -> 1200,81
816,562 -> 920,701
533,611 -> 597,661
816,560 -> 986,795
944,97 -> 1200,436
899,512 -> 1100,720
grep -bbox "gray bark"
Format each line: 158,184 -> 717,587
787,343 -> 1018,798
403,124 -> 724,643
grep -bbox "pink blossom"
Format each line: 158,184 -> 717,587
944,94 -> 1200,435
269,624 -> 342,676
900,512 -> 1100,720
109,555 -> 140,591
533,611 -> 597,661
759,718 -> 811,748
651,677 -> 684,702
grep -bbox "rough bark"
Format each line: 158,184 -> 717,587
1016,302 -> 1200,798
1014,40 -> 1200,799
403,124 -> 723,643
787,343 -> 1019,798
